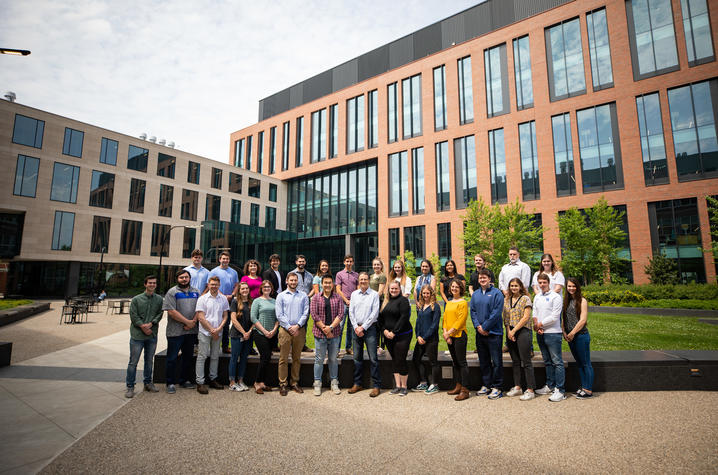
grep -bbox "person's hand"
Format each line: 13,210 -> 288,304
386,331 -> 394,340
446,337 -> 452,345
417,336 -> 425,345
289,324 -> 300,336
477,325 -> 489,336
354,326 -> 364,338
322,326 -> 333,337
508,330 -> 516,342
263,329 -> 272,338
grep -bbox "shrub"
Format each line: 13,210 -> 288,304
644,253 -> 678,285
583,283 -> 718,304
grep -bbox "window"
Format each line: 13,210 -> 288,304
454,135 -> 477,209
295,116 -> 304,167
457,56 -> 474,123
329,104 -> 338,158
205,194 -> 221,220
404,225 -> 425,260
269,126 -> 277,174
311,108 -> 327,163
576,102 -> 624,192
187,161 -> 200,184
120,219 -> 142,255
90,216 -> 110,253
62,128 -> 84,157
667,79 -> 718,180
231,199 -> 241,224
489,129 -> 507,204
51,211 -> 74,251
127,145 -> 148,172
269,183 -> 277,202
248,178 -> 261,198
438,223 -> 452,260
389,228 -> 400,259
90,171 -> 114,208
257,131 -> 264,173
250,203 -> 260,226
519,121 -> 540,201
282,121 -> 290,171
484,43 -> 510,117
681,0 -> 715,66
388,83 -> 398,143
100,138 -> 118,165
182,228 -> 196,259
211,167 -> 222,189
433,65 -> 447,131
369,89 -> 378,147
12,114 -> 44,148
636,92 -> 669,185
235,138 -> 245,168
229,172 -> 242,194
246,135 -> 253,171
157,152 -> 175,178
347,94 -> 365,154
552,113 -> 577,196
13,155 -> 39,197
626,0 -> 679,79
150,223 -> 170,257
50,162 -> 80,203
512,36 -> 534,110
586,8 -> 614,90
128,178 -> 146,213
545,18 -> 586,101
412,147 -> 425,214
402,74 -> 422,138
181,189 -> 198,221
435,141 -> 450,211
389,151 -> 409,216
158,184 -> 173,217
266,206 -> 276,229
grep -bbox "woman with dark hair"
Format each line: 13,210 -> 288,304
531,253 -> 565,296
563,278 -> 593,399
379,281 -> 413,396
440,259 -> 465,303
311,260 -> 331,298
443,278 -> 470,401
241,259 -> 263,299
414,259 -> 437,302
229,282 -> 254,392
250,280 -> 277,394
387,260 -> 412,298
412,284 -> 441,394
502,277 -> 536,400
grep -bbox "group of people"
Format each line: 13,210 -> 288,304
124,247 -> 594,402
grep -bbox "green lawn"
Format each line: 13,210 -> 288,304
0,299 -> 33,311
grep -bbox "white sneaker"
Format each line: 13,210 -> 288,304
506,387 -> 523,397
313,381 -> 322,396
548,388 -> 566,402
487,388 -> 503,400
519,391 -> 535,401
229,383 -> 241,392
237,382 -> 249,392
476,386 -> 489,396
331,379 -> 341,395
535,385 -> 552,395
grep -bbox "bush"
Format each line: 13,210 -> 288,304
622,299 -> 718,310
583,289 -> 645,305
644,253 -> 678,284
583,283 -> 718,303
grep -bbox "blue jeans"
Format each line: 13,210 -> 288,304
476,333 -> 504,389
166,334 -> 196,385
352,325 -> 381,388
340,307 -> 353,351
537,332 -> 565,392
229,335 -> 253,382
314,336 -> 340,382
126,337 -> 157,388
568,332 -> 593,391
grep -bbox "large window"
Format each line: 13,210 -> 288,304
51,211 -> 74,251
282,121 -> 290,171
150,223 -> 170,257
295,116 -> 304,167
127,145 -> 148,172
552,113 -> 576,196
269,126 -> 277,174
484,43 -> 509,117
433,66 -> 447,131
458,56 -> 474,123
230,199 -> 241,224
454,135 -> 476,209
211,167 -> 222,189
435,141 -> 450,211
546,18 -> 586,101
269,183 -> 277,202
512,36 -> 534,110
402,74 -> 422,139
667,79 -> 718,180
100,137 -> 118,165
89,171 -> 114,208
90,216 -> 110,253
182,228 -> 196,258
250,203 -> 260,227
205,194 -> 221,220
120,219 -> 142,255
158,184 -> 173,217
248,178 -> 261,198
626,0 -> 679,79
12,114 -> 44,149
488,129 -> 507,204
404,225 -> 425,260
157,152 -> 175,178
681,0 -> 715,66
437,222 -> 452,260
128,178 -> 146,213
389,151 -> 409,217
347,94 -> 365,154
329,104 -> 338,158
246,135 -> 253,171
50,162 -> 80,203
576,102 -> 624,192
187,161 -> 200,184
412,147 -> 424,214
235,138 -> 245,168
311,108 -> 327,163
229,172 -> 242,194
519,121 -> 540,201
586,8 -> 614,90
257,131 -> 264,173
14,155 -> 39,198
389,228 -> 400,260
62,128 -> 84,158
369,89 -> 378,147
266,206 -> 276,229
181,189 -> 198,221
636,92 -> 669,185
388,82 -> 398,143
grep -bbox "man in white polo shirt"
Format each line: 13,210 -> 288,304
195,275 -> 229,394
532,273 -> 565,402
498,247 -> 532,297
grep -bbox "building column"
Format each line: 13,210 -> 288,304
345,234 -> 354,257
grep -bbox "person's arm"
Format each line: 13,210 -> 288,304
484,291 -> 504,333
531,272 -> 540,295
439,279 -> 449,303
568,298 -> 589,338
348,292 -> 358,328
454,300 -> 468,334
469,295 -> 480,329
331,296 -> 344,328
297,295 -> 310,327
365,292 -> 380,329
552,271 -> 566,294
129,298 -> 143,328
230,306 -> 241,334
151,297 -> 163,325
377,277 -> 386,296
251,301 -> 269,335
335,284 -> 349,305
196,311 -> 213,332
522,264 -> 532,290
513,301 -> 532,332
498,269 -> 506,291
217,310 -> 228,332
393,297 -> 411,333
402,277 -> 412,298
275,294 -> 289,329
426,304 -> 441,339
541,294 -> 563,327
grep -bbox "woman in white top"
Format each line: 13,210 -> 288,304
531,253 -> 565,295
387,259 -> 412,298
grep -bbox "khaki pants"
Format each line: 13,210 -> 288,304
278,326 -> 306,386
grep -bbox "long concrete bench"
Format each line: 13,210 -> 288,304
0,302 -> 51,328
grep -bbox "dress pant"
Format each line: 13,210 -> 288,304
278,326 -> 306,386
506,327 -> 535,390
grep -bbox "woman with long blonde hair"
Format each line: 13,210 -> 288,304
411,284 -> 441,394
387,259 -> 412,298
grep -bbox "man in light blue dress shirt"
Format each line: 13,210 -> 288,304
275,272 -> 309,395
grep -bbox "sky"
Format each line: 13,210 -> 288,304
0,0 -> 480,162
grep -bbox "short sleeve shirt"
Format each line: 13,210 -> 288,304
196,292 -> 230,336
502,294 -> 532,330
163,285 -> 200,337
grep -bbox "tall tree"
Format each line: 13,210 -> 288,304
707,195 -> 718,262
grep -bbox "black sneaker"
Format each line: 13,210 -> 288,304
575,389 -> 593,399
179,381 -> 196,389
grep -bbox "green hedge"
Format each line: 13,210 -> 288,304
620,299 -> 718,310
583,284 -> 718,305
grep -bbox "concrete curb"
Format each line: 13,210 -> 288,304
0,302 -> 51,327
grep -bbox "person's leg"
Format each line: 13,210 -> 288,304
222,318 -> 231,351
237,335 -> 252,383
395,335 -> 411,385
165,336 -> 182,386
545,333 -> 565,392
426,337 -> 440,386
229,337 -> 241,384
352,332 -> 364,387
126,338 -> 143,388
208,335 -> 221,382
476,334 -> 492,388
278,327 -> 291,387
412,341 -> 426,384
517,328 -> 536,390
343,309 -> 353,352
254,333 -> 270,385
506,334 -> 522,389
327,336 -> 340,381
195,333 -> 210,385
365,326 -> 381,388
455,333 -> 470,387
448,339 -> 460,385
488,334 -> 503,389
314,337 -> 327,383
179,334 -> 196,385
142,337 -> 157,385
290,327 -> 306,386
536,333 -> 555,389
572,332 -> 594,392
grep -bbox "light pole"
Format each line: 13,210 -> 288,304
158,224 -> 202,293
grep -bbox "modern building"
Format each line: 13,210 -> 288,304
229,0 -> 718,284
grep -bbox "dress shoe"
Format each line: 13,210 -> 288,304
447,383 -> 462,395
208,379 -> 224,390
455,387 -> 470,401
279,385 -> 288,396
369,387 -> 380,398
255,386 -> 264,394
348,384 -> 364,394
197,384 -> 208,394
292,384 -> 304,394
262,385 -> 272,392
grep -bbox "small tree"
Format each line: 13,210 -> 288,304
645,252 -> 678,284
397,250 -> 417,281
707,195 -> 718,261
428,252 -> 442,280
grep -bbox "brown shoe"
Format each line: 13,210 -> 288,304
279,385 -> 288,396
348,385 -> 364,394
292,384 -> 304,394
208,379 -> 224,390
346,348 -> 353,356
262,385 -> 272,392
447,383 -> 462,395
197,384 -> 208,395
255,386 -> 264,394
455,387 -> 470,401
369,387 -> 380,398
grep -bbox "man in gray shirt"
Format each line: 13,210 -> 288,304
163,269 -> 200,394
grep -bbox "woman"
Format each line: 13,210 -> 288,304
241,259 -> 263,299
563,278 -> 593,399
443,279 -> 470,401
369,257 -> 387,296
379,281 -> 413,396
531,254 -> 565,296
229,282 -> 254,392
311,260 -> 331,298
387,260 -> 412,298
310,274 -> 344,396
440,259 -> 465,303
502,278 -> 536,400
412,285 -> 441,394
414,259 -> 437,302
250,280 -> 278,394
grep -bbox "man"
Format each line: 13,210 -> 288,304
468,254 -> 495,296
208,251 -> 239,353
195,276 -> 229,394
498,247 -> 531,297
290,254 -> 313,352
348,272 -> 381,397
262,253 -> 285,299
163,269 -> 199,394
125,275 -> 163,398
533,273 -> 566,402
184,249 -> 210,294
275,272 -> 310,395
469,269 -> 505,400
335,254 -> 358,355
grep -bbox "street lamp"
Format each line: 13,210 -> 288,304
158,224 -> 203,293
0,48 -> 31,56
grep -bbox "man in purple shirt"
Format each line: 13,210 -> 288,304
335,254 -> 359,355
